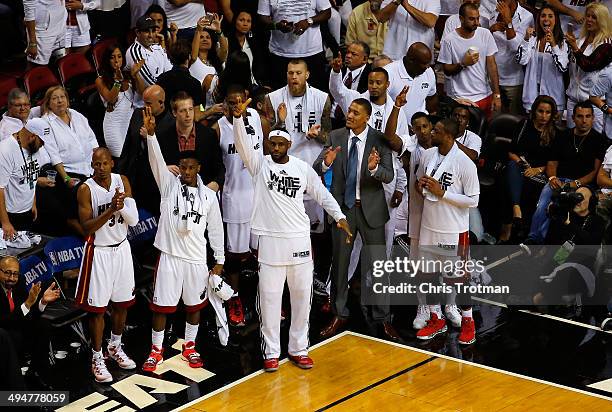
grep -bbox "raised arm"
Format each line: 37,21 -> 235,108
142,107 -> 174,195
233,98 -> 263,176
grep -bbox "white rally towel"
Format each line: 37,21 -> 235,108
171,175 -> 208,234
207,274 -> 235,346
423,142 -> 460,202
0,231 -> 42,249
282,84 -> 319,134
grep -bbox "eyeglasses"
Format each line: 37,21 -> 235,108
0,269 -> 19,278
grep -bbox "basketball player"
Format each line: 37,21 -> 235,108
264,59 -> 332,226
415,118 -> 480,345
76,148 -> 140,383
140,107 -> 225,372
233,97 -> 351,372
213,85 -> 265,327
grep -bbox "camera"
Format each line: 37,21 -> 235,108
548,186 -> 584,220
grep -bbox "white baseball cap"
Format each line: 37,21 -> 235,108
24,118 -> 51,143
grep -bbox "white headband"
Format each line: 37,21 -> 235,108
269,129 -> 292,142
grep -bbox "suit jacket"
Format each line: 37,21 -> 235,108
158,122 -> 226,189
314,126 -> 394,228
343,64 -> 371,94
0,279 -> 41,330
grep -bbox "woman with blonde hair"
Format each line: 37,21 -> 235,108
565,2 -> 612,132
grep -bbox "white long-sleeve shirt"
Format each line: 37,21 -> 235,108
43,109 -> 99,176
147,133 -> 225,265
233,116 -> 345,238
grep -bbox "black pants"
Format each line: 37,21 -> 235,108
6,316 -> 51,375
7,211 -> 34,231
268,52 -> 329,92
0,328 -> 25,390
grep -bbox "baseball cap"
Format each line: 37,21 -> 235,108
136,15 -> 157,31
269,129 -> 292,142
24,118 -> 51,143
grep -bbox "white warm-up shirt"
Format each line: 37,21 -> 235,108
257,0 -> 332,58
416,145 -> 480,234
147,134 -> 225,265
159,0 -> 205,29
456,129 -> 482,156
381,0 -> 440,60
438,27 -> 498,102
385,61 -> 437,124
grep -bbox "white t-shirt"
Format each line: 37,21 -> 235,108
591,65 -> 612,138
489,5 -> 533,86
456,129 -> 482,156
381,0 -> 440,61
408,143 -> 426,239
159,0 -> 205,29
0,137 -> 45,213
417,146 -> 480,234
441,13 -> 489,41
257,0 -> 332,58
438,27 -> 498,101
385,60 -> 437,124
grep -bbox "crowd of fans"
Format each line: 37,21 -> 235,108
0,0 -> 611,389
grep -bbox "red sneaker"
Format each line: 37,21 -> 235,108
288,354 -> 314,369
321,296 -> 332,313
263,358 -> 279,372
416,313 -> 447,340
458,317 -> 476,345
228,296 -> 245,327
181,341 -> 204,368
142,346 -> 164,372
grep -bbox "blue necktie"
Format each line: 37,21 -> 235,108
345,136 -> 359,208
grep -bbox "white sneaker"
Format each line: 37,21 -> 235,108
92,355 -> 113,383
413,305 -> 430,330
108,342 -> 136,370
444,305 -> 462,328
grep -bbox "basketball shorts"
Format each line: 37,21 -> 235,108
76,240 -> 135,313
418,230 -> 470,281
150,252 -> 209,313
226,222 -> 257,254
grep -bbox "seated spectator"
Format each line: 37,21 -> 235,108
41,86 -> 98,235
64,0 -> 99,54
0,256 -> 60,383
439,3 -> 501,117
499,95 -> 559,243
145,4 -> 178,51
24,0 -> 67,65
0,89 -> 35,141
158,91 -> 225,192
441,0 -> 489,40
257,0 -> 332,91
0,119 -> 49,237
525,101 -> 609,244
345,0 -> 388,63
126,15 -> 173,108
95,44 -> 145,159
590,62 -> 612,139
159,0 -> 205,40
517,6 -> 569,114
488,0 -> 532,115
565,3 -> 612,133
379,0 -> 440,61
189,15 -> 227,109
157,39 -> 204,109
227,9 -> 266,85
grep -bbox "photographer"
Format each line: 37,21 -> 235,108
530,186 -> 605,307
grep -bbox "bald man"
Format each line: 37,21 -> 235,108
76,147 -> 139,383
384,43 -> 439,127
117,85 -> 173,215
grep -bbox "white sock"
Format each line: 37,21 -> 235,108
92,349 -> 103,359
110,332 -> 122,346
185,322 -> 199,344
462,308 -> 473,318
151,330 -> 164,349
429,304 -> 442,318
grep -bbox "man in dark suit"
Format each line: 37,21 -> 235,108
314,98 -> 400,341
157,91 -> 225,192
0,256 -> 60,381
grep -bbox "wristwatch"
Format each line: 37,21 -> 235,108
506,22 -> 514,30
307,17 -> 314,26
575,180 -> 582,188
601,103 -> 610,113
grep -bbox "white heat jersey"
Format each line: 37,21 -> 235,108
408,144 -> 426,239
219,109 -> 263,223
85,174 -> 128,246
417,146 -> 479,234
233,116 -> 345,239
268,85 -> 328,166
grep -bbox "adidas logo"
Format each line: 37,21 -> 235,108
295,104 -> 302,110
375,110 -> 382,116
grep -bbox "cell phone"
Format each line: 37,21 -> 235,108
205,12 -> 214,24
567,22 -> 575,34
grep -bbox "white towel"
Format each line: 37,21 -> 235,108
423,143 -> 460,202
0,230 -> 39,249
207,274 -> 235,346
171,175 -> 208,234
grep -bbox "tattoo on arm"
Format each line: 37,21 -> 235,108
318,97 -> 332,145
